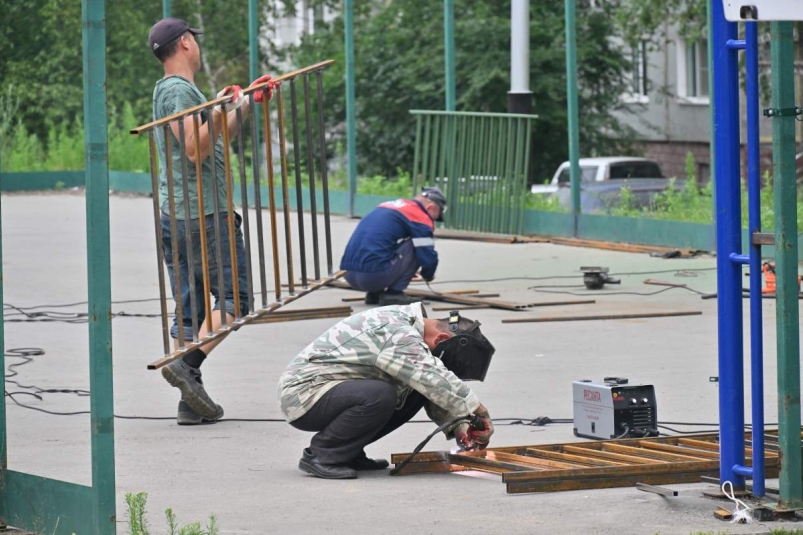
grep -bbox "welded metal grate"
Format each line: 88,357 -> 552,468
391,432 -> 780,494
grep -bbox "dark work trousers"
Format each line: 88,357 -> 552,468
344,240 -> 420,293
290,380 -> 426,465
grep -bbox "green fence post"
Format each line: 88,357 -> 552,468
771,20 -> 803,511
344,0 -> 357,217
162,0 -> 170,18
82,0 -> 117,532
564,0 -> 581,235
443,0 -> 456,111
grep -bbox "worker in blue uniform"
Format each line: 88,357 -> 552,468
340,187 -> 447,305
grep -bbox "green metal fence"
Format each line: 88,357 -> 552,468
411,110 -> 537,235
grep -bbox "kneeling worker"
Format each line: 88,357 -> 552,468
340,187 -> 447,306
277,303 -> 495,479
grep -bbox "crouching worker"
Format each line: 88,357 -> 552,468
277,302 -> 496,479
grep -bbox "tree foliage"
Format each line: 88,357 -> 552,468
286,0 -> 640,182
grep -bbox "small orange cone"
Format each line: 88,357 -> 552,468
762,263 -> 776,294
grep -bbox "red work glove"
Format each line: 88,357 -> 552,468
249,74 -> 275,103
216,85 -> 244,112
469,405 -> 494,450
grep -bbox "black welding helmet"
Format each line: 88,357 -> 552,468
434,311 -> 495,381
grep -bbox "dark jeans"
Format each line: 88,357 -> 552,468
161,211 -> 249,340
344,240 -> 420,294
290,380 -> 426,465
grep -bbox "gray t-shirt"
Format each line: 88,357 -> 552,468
152,76 -> 227,220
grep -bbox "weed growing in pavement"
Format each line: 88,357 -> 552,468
126,491 -> 219,535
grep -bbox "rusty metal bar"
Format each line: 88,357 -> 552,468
131,60 -> 335,134
147,271 -> 346,369
163,124 -> 185,348
289,79 -> 308,287
315,71 -> 333,275
177,119 -> 199,341
192,114 -> 213,334
248,94 -> 268,309
235,107 -> 254,313
147,132 -> 170,354
220,106 -> 242,318
302,74 -> 321,281
262,95 -> 282,301
207,111 -> 228,327
502,311 -> 703,324
276,85 -> 296,294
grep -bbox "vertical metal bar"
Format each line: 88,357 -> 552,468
412,114 -> 422,195
771,20 -> 803,509
745,21 -> 764,498
438,115 -> 449,194
148,133 -> 170,354
499,118 -> 516,233
162,0 -> 170,18
344,0 -> 357,217
192,115 -> 213,333
221,108 -> 242,317
207,111 -> 227,327
519,119 -> 533,234
492,118 -> 507,233
315,71 -> 333,275
0,139 -> 5,500
262,97 -> 282,300
276,86 -> 296,294
481,117 -> 496,232
290,79 -> 308,287
428,116 -> 441,191
82,0 -> 116,531
177,120 -> 199,341
164,125 -> 185,347
443,0 -> 456,111
248,0 -> 261,152
454,116 -> 469,229
564,0 -> 581,235
471,116 -> 485,231
248,95 -> 268,308
445,114 -> 458,229
420,115 -> 432,192
303,75 -> 321,281
711,0 -> 745,491
511,118 -> 526,234
235,107 -> 254,313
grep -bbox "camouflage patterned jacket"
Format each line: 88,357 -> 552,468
277,302 -> 480,424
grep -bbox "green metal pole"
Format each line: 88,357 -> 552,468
249,0 -> 261,158
82,0 -> 116,532
344,0 -> 357,217
162,0 -> 170,18
444,0 -> 456,111
771,20 -> 803,511
564,0 -> 581,236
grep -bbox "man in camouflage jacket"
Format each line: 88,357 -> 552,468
277,302 -> 494,479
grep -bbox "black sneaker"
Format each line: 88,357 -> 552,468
177,399 -> 224,425
161,359 -> 223,420
364,291 -> 382,305
378,292 -> 419,306
298,448 -> 357,479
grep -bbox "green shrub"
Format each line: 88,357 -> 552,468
126,491 -> 219,535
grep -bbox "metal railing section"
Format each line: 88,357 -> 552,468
131,60 -> 342,370
410,110 -> 538,235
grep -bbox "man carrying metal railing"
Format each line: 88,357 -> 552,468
148,17 -> 275,425
340,187 -> 447,306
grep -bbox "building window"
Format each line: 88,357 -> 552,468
685,39 -> 709,98
631,40 -> 648,97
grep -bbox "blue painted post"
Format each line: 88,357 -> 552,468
82,0 -> 117,532
745,21 -> 764,497
344,0 -> 357,217
711,0 -> 745,490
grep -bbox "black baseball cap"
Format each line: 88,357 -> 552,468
149,18 -> 201,55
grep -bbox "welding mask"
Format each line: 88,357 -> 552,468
434,311 -> 495,381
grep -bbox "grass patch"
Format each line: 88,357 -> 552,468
127,491 -> 219,535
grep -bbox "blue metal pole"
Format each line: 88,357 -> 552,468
344,0 -> 357,217
83,0 -> 116,532
745,21 -> 764,497
711,0 -> 745,490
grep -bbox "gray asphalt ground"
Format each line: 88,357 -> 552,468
1,192 -> 796,534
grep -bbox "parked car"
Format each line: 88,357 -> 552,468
553,178 -> 685,213
530,157 -> 665,194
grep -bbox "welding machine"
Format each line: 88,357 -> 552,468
572,377 -> 658,439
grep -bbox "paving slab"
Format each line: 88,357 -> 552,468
0,192 -> 792,534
